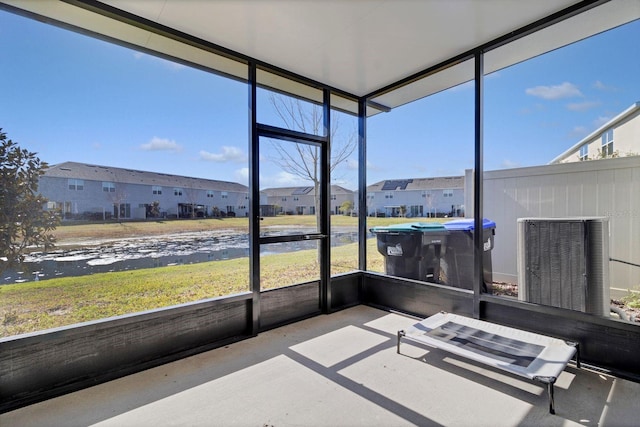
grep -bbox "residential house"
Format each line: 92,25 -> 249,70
262,185 -> 355,215
39,161 -> 250,220
366,177 -> 464,217
550,102 -> 640,164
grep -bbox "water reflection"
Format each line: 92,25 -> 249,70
2,229 -> 359,284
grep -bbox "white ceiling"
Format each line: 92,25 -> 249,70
3,0 -> 639,111
102,0 -> 582,97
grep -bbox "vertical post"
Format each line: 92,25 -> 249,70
248,62 -> 260,335
473,51 -> 484,319
321,88 -> 331,313
358,98 -> 367,271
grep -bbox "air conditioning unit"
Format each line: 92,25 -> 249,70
517,217 -> 610,316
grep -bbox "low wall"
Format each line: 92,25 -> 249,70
4,271 -> 640,414
0,273 -> 362,413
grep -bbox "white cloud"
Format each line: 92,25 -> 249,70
519,103 -> 546,115
525,82 -> 583,100
274,171 -> 304,186
566,101 -> 600,112
569,126 -> 589,138
140,137 -> 182,152
346,159 -> 359,170
500,159 -> 520,169
235,167 -> 249,185
331,178 -> 355,188
365,160 -> 381,172
199,146 -> 246,163
593,80 -> 617,91
593,116 -> 611,128
260,171 -> 310,189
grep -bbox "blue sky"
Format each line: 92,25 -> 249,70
1,10 -> 638,190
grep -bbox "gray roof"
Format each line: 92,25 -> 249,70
368,176 -> 464,192
44,162 -> 248,192
262,185 -> 354,197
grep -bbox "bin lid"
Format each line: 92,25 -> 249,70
370,222 -> 446,233
443,218 -> 496,231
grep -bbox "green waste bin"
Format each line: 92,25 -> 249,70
370,222 -> 448,283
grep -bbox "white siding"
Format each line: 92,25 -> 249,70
482,156 -> 640,294
555,106 -> 640,163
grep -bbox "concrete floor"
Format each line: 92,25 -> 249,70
2,305 -> 639,427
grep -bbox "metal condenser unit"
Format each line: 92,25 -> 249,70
517,217 -> 610,316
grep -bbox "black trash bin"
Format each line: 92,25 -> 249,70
371,222 -> 448,283
442,218 -> 496,292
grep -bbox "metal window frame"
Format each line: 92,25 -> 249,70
249,65 -> 333,331
0,0 -> 617,341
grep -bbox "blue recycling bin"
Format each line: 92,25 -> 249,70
371,222 -> 448,283
442,218 -> 496,292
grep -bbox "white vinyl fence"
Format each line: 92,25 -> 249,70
466,156 -> 640,298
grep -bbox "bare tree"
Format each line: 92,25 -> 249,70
184,184 -> 199,218
268,94 -> 356,226
97,168 -> 129,220
106,180 -> 128,220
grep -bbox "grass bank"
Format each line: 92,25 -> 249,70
51,216 -> 439,244
1,236 -> 385,337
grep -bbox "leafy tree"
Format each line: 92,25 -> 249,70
340,200 -> 353,215
0,129 -> 59,270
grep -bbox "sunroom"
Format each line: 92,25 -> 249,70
1,1 -> 639,424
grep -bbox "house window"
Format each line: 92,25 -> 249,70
331,195 -> 337,200
68,179 -> 84,191
422,191 -> 431,198
443,189 -> 454,197
293,196 -> 299,201
102,182 -> 116,192
206,190 -> 215,198
174,188 -> 183,196
601,129 -> 614,156
152,185 -> 162,195
281,197 -> 287,201
579,144 -> 589,161
385,191 -> 393,199
221,192 -> 228,199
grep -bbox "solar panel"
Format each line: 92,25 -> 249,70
292,186 -> 314,195
381,179 -> 413,191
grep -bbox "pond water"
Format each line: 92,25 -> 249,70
2,228 -> 360,285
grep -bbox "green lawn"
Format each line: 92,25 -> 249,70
2,216 -> 395,337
